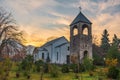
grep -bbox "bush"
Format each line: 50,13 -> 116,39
70,64 -> 85,73
16,72 -> 20,78
93,52 -> 104,66
105,58 -> 118,67
70,64 -> 78,73
89,71 -> 94,76
107,45 -> 120,63
61,64 -> 69,73
35,60 -> 44,72
50,64 -> 60,77
107,66 -> 119,79
43,63 -> 49,73
79,64 -> 86,72
83,57 -> 94,71
23,71 -> 28,77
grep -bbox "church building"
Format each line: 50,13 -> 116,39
33,9 -> 92,64
33,36 -> 70,64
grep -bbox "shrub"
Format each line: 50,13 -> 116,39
83,57 -> 94,71
93,52 -> 104,66
27,74 -> 30,79
16,72 -> 20,78
89,71 -> 94,76
35,60 -> 44,72
70,64 -> 78,73
107,66 -> 119,79
50,64 -> 60,77
105,58 -> 118,67
23,71 -> 28,77
61,64 -> 69,73
43,63 -> 49,73
107,45 -> 120,61
70,64 -> 85,73
79,64 -> 86,72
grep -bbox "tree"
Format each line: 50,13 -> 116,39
92,35 -> 99,45
92,44 -> 105,65
0,57 -> 12,80
19,55 -> 34,79
112,34 -> 119,46
100,29 -> 110,53
107,45 -> 120,63
0,7 -> 24,57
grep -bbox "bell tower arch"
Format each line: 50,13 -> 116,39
70,10 -> 92,63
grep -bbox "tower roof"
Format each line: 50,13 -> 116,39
70,12 -> 92,26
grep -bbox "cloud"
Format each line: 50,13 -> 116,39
91,12 -> 120,44
19,23 -> 70,46
0,0 -> 120,46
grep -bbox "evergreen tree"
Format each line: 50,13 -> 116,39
101,29 -> 110,53
112,34 -> 119,46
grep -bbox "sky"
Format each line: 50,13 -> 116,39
0,0 -> 120,46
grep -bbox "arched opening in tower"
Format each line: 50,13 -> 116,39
82,24 -> 89,35
83,28 -> 88,35
73,28 -> 78,36
72,25 -> 78,36
83,50 -> 88,58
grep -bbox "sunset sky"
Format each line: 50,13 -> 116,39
0,0 -> 120,46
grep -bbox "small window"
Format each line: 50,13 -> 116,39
57,52 -> 58,61
68,47 -> 69,51
42,53 -> 44,59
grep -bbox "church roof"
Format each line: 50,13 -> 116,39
41,36 -> 68,47
39,48 -> 48,51
70,12 -> 92,26
55,42 -> 68,48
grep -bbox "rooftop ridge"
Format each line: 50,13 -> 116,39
70,12 -> 92,26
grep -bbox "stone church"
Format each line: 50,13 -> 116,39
33,10 -> 92,64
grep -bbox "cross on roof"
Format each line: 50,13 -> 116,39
79,6 -> 82,12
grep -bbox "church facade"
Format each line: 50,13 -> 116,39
33,36 -> 70,64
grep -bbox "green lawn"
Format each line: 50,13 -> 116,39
8,72 -> 95,80
1,63 -> 107,80
8,71 -> 107,80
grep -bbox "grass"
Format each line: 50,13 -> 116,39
1,62 -> 107,80
8,72 -> 94,80
7,71 -> 107,80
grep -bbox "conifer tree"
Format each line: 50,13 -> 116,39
101,29 -> 110,53
112,34 -> 119,46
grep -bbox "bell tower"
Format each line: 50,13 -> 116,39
70,10 -> 92,63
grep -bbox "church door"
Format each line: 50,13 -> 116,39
66,55 -> 70,64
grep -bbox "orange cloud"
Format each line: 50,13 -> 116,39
19,24 -> 70,47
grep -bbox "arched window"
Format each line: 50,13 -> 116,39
42,53 -> 44,59
83,51 -> 88,58
83,27 -> 88,35
82,24 -> 89,35
73,25 -> 78,36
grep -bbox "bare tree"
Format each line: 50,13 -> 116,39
92,35 -> 99,45
0,7 -> 25,57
